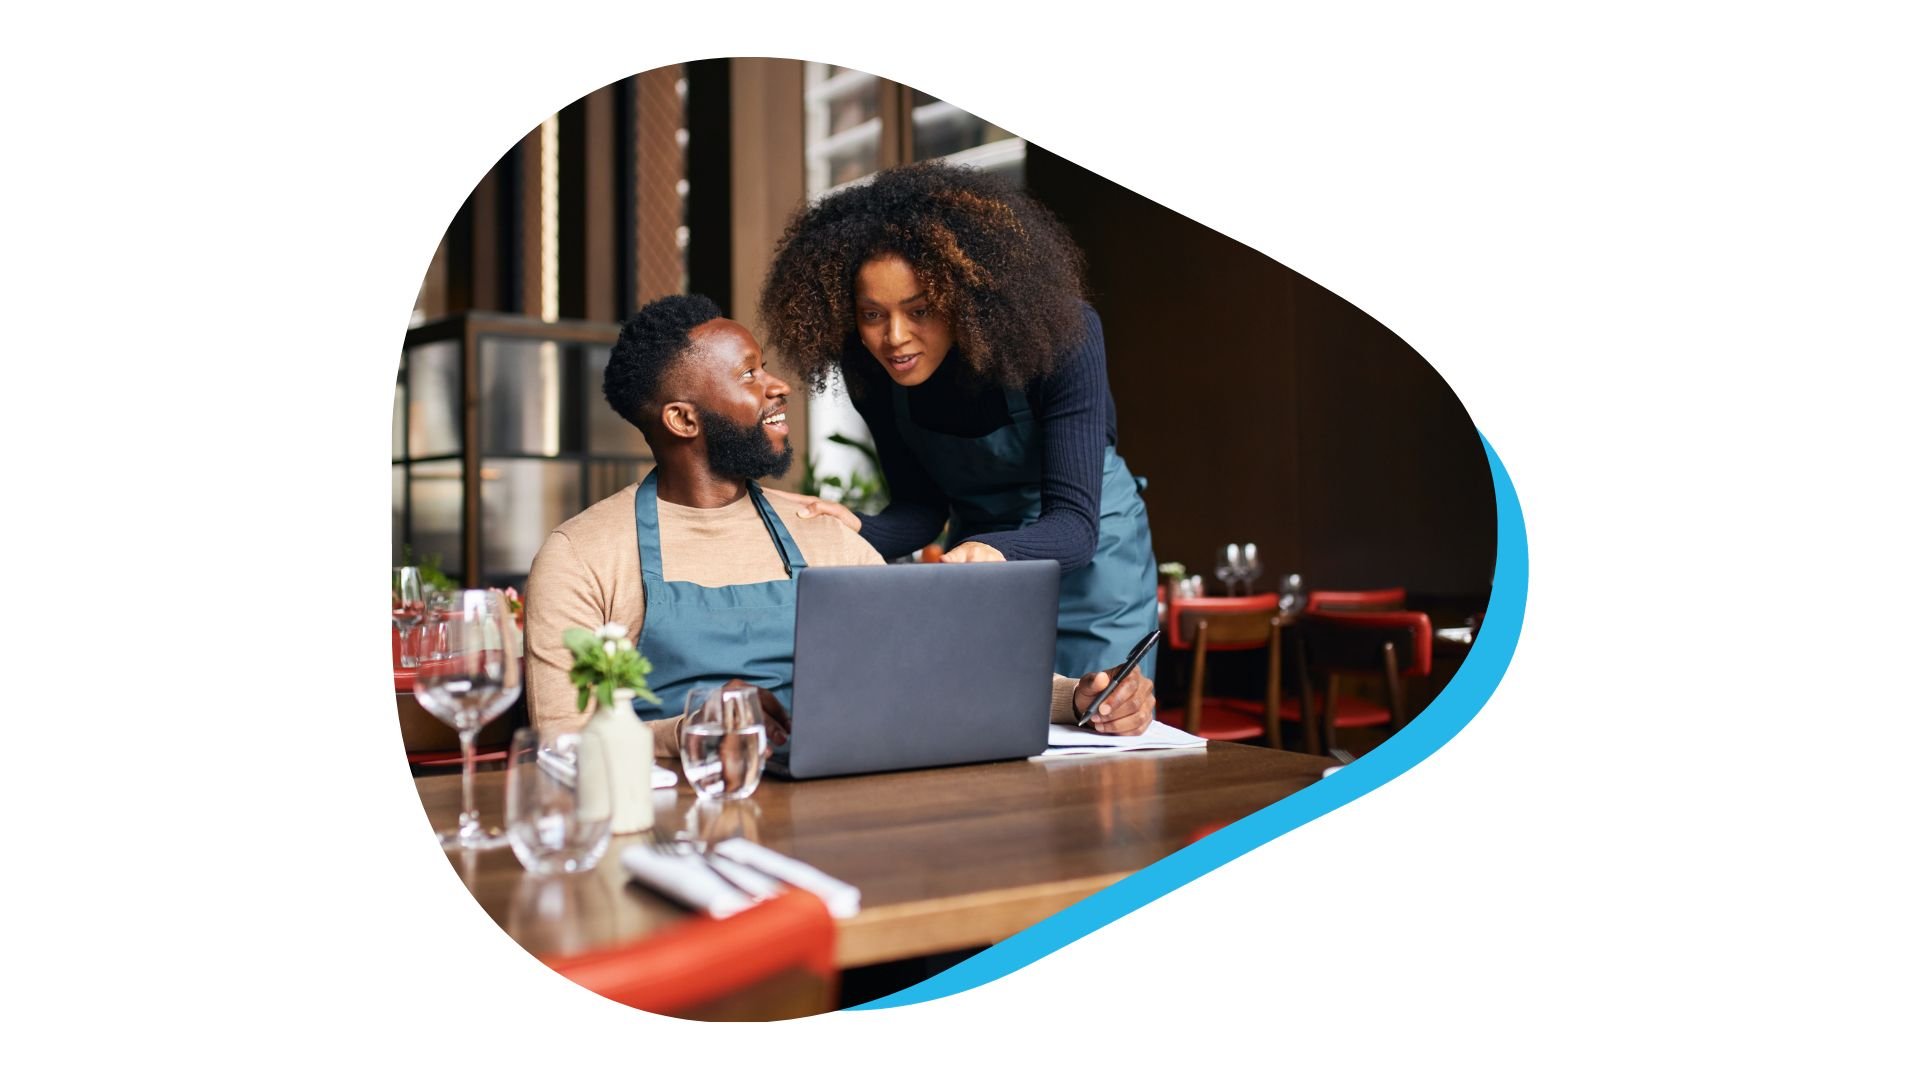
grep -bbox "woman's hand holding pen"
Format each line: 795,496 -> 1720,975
1073,666 -> 1155,736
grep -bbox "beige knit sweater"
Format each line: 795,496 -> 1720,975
525,478 -> 1078,755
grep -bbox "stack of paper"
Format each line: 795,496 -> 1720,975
1037,719 -> 1209,758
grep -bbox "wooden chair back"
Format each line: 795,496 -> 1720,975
1185,608 -> 1286,747
1292,609 -> 1434,749
1167,592 -> 1279,650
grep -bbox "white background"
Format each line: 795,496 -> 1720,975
6,1 -> 1916,1074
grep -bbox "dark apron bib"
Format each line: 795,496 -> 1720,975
890,385 -> 1158,682
630,471 -> 808,720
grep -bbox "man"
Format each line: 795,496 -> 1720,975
525,294 -> 1153,756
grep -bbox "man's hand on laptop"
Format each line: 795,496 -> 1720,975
720,678 -> 792,753
1072,666 -> 1155,736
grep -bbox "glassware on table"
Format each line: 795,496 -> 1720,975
1214,544 -> 1242,597
683,796 -> 765,850
680,685 -> 769,801
414,589 -> 522,849
1278,572 -> 1306,615
392,566 -> 426,667
506,728 -> 612,875
1239,543 -> 1265,594
423,588 -> 457,661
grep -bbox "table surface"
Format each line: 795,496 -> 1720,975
419,741 -> 1330,968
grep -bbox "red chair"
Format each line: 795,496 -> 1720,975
1158,595 -> 1285,745
542,890 -> 839,1020
1284,609 -> 1433,756
1305,587 -> 1407,613
1165,593 -> 1279,650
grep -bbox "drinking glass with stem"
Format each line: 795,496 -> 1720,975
1238,542 -> 1265,595
1214,544 -> 1243,597
392,566 -> 425,667
414,589 -> 522,850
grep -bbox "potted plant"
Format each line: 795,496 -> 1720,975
564,624 -> 663,834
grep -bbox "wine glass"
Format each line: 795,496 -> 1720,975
1239,543 -> 1265,594
1278,572 -> 1306,615
392,566 -> 425,668
1214,544 -> 1242,597
414,589 -> 522,850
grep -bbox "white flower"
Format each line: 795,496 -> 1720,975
595,622 -> 628,642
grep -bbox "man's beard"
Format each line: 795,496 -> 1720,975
699,408 -> 793,481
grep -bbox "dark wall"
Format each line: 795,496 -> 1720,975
1025,147 -> 1495,600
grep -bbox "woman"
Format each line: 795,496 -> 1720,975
758,161 -> 1158,682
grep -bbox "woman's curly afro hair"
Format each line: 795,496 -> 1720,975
758,161 -> 1089,394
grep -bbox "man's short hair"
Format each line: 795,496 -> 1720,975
603,293 -> 723,431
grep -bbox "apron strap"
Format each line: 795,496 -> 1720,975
635,471 -> 667,584
635,472 -> 808,582
1004,386 -> 1033,424
748,481 -> 809,576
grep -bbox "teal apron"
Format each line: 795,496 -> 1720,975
890,385 -> 1159,684
630,471 -> 808,721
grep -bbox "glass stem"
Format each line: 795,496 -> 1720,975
399,625 -> 418,668
458,726 -> 479,834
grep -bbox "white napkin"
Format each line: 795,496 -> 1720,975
713,838 -> 862,918
620,843 -> 759,919
539,750 -> 679,791
621,838 -> 862,919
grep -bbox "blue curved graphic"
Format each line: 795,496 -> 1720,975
853,433 -> 1527,1010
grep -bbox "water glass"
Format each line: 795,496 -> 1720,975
680,686 -> 768,801
507,728 -> 612,875
424,588 -> 457,661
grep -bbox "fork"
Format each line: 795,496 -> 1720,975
647,826 -> 777,901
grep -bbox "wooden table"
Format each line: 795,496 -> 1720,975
419,742 -> 1329,969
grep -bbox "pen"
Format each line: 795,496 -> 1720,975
1076,627 -> 1161,728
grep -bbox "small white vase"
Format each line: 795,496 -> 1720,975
581,689 -> 654,834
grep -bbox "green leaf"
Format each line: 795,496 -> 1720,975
575,686 -> 590,713
562,627 -> 597,658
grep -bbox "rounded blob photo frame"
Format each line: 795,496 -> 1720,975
389,57 -> 1526,1021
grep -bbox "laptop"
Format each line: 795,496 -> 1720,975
767,560 -> 1060,780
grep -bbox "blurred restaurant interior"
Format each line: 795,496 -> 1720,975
393,58 -> 1496,1018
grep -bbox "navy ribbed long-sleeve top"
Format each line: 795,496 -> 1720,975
848,303 -> 1119,574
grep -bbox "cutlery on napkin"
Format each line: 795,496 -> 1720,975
621,839 -> 861,919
